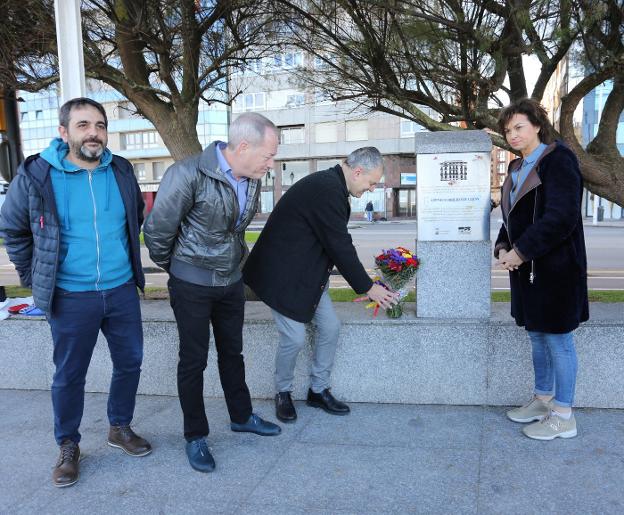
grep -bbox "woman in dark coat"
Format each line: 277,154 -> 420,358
494,98 -> 589,441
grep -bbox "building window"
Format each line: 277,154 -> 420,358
272,54 -> 283,69
283,51 -> 303,68
313,55 -> 329,70
314,90 -> 332,105
246,59 -> 263,74
316,159 -> 339,171
498,162 -> 507,174
315,122 -> 338,143
133,162 -> 146,180
153,161 -> 166,180
345,120 -> 368,141
281,160 -> 309,185
260,191 -> 274,213
243,93 -> 265,111
35,110 -> 43,120
279,125 -> 305,144
269,51 -> 303,71
285,93 -> 305,108
122,131 -> 159,150
400,119 -> 425,137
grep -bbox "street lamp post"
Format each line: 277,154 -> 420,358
54,0 -> 86,103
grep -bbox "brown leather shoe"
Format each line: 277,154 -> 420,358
52,440 -> 80,488
107,425 -> 152,457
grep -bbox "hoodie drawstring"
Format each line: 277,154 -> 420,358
62,171 -> 70,230
105,167 -> 110,211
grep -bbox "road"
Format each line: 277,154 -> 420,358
1,215 -> 623,290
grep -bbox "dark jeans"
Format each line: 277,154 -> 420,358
168,276 -> 252,441
48,281 -> 143,445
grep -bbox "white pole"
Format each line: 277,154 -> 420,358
54,0 -> 86,103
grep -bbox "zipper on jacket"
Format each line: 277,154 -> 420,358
506,170 -> 541,285
529,189 -> 538,285
87,170 -> 102,290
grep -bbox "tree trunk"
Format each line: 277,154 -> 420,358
559,70 -> 624,208
125,92 -> 203,161
575,151 -> 624,207
151,113 -> 203,162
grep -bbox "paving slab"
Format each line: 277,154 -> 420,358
3,390 -> 624,514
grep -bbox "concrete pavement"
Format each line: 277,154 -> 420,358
2,389 -> 624,514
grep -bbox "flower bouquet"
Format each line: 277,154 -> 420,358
355,247 -> 419,318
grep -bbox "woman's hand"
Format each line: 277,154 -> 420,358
499,249 -> 523,271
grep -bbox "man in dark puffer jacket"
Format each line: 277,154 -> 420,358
0,98 -> 150,488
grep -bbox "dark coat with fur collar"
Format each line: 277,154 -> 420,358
494,141 -> 589,333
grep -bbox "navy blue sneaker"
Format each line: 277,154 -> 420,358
185,438 -> 215,473
231,413 -> 282,436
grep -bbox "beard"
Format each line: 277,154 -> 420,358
70,138 -> 105,162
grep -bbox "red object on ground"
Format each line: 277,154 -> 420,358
8,303 -> 29,314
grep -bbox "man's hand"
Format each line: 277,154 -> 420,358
499,249 -> 523,271
367,283 -> 400,309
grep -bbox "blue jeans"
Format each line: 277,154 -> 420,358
529,331 -> 578,408
48,281 -> 143,444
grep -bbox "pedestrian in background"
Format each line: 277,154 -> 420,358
365,200 -> 374,222
495,98 -> 588,440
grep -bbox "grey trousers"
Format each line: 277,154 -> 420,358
271,289 -> 341,394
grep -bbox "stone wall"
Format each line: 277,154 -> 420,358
1,301 -> 622,408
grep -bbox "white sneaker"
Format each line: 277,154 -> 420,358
522,412 -> 577,440
506,397 -> 551,423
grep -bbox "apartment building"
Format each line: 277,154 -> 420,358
231,51 -> 430,219
232,50 -> 518,218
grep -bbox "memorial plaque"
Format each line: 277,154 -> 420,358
416,152 -> 490,241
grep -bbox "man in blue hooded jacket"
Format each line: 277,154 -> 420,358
0,97 -> 151,488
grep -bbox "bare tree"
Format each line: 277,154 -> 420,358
1,0 -> 276,160
272,0 -> 624,206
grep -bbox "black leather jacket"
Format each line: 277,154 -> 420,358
144,142 -> 260,286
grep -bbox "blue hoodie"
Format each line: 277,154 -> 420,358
40,138 -> 133,291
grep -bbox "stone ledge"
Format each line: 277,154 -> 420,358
1,301 -> 623,408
